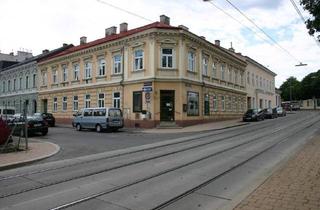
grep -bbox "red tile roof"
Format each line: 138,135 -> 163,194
40,22 -> 179,63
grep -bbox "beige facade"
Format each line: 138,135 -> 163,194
243,57 -> 276,109
37,16 -> 247,128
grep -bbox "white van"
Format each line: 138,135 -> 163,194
0,106 -> 16,120
72,107 -> 124,132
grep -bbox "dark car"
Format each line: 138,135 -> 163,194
34,113 -> 55,127
243,108 -> 264,122
9,115 -> 48,136
262,108 -> 277,119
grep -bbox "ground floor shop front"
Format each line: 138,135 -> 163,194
0,93 -> 38,115
38,80 -> 246,128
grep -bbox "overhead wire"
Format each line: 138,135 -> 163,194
222,0 -> 302,63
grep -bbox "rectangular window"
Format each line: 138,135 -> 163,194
213,95 -> 218,111
41,72 -> 47,86
98,58 -> 106,76
212,62 -> 217,78
234,70 -> 238,84
204,94 -> 210,115
252,73 -> 255,86
228,68 -> 232,82
98,93 -> 105,108
73,96 -> 78,111
113,92 -> 121,108
13,79 -> 16,91
62,65 -> 68,82
113,54 -> 122,74
85,94 -> 91,108
247,72 -> 250,85
202,56 -> 208,76
25,76 -> 29,89
2,81 -> 5,93
187,92 -> 199,116
133,91 -> 142,112
8,80 -> 11,92
188,51 -> 195,72
161,48 -> 173,68
221,96 -> 225,111
84,62 -> 92,79
221,64 -> 225,80
256,75 -> 259,87
32,74 -> 36,87
240,72 -> 244,85
62,96 -> 67,111
134,50 -> 144,71
52,69 -> 58,84
53,97 -> 58,112
73,64 -> 79,80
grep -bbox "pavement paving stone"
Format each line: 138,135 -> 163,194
234,135 -> 320,210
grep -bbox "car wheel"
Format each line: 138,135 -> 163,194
76,124 -> 81,131
42,130 -> 48,136
96,124 -> 102,132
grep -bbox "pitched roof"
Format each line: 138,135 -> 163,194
40,22 -> 179,63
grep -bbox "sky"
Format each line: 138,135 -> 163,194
0,0 -> 319,87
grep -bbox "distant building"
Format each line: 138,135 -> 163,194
301,98 -> 320,110
0,51 -> 33,62
275,88 -> 282,107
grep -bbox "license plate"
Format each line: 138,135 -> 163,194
34,123 -> 42,127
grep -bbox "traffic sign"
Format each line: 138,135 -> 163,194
142,87 -> 152,92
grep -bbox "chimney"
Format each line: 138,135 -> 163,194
178,25 -> 189,31
42,49 -> 49,54
62,43 -> 68,47
120,22 -> 128,33
200,36 -> 206,40
80,36 -> 87,45
105,26 -> 117,36
215,40 -> 220,46
160,15 -> 170,25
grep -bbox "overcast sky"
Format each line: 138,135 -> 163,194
1,0 -> 319,87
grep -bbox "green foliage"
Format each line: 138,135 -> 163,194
300,0 -> 320,41
280,77 -> 302,101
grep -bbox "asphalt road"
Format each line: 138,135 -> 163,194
1,111 -> 319,210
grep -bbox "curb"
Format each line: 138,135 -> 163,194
0,140 -> 60,171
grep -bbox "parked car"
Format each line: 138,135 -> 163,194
243,108 -> 265,122
272,108 -> 278,118
34,113 -> 55,127
9,115 -> 48,136
0,106 -> 16,121
262,108 -> 277,119
276,107 -> 286,117
72,107 -> 124,132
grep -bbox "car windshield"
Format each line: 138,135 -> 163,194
246,109 -> 257,114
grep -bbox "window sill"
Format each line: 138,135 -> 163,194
132,69 -> 145,73
60,81 -> 69,85
96,75 -> 106,79
82,78 -> 92,81
40,85 -> 47,88
71,80 -> 80,83
158,68 -> 177,71
187,70 -> 197,74
202,75 -> 210,78
111,73 -> 123,76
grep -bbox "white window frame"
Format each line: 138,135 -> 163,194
8,80 -> 11,92
73,95 -> 78,111
221,64 -> 225,81
73,63 -> 79,80
113,54 -> 122,74
13,79 -> 16,91
221,95 -> 225,111
41,72 -> 47,86
213,95 -> 218,111
161,48 -> 174,69
202,56 -> 208,76
52,69 -> 58,84
188,51 -> 195,72
32,74 -> 36,88
113,92 -> 121,108
85,94 -> 91,108
62,96 -> 67,111
62,65 -> 68,82
53,97 -> 58,112
98,93 -> 105,108
134,49 -> 144,71
25,76 -> 29,89
212,62 -> 217,78
98,58 -> 106,76
84,62 -> 92,79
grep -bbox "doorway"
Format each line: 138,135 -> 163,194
160,90 -> 175,121
42,99 -> 48,113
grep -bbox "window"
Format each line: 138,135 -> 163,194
62,96 -> 67,111
161,48 -> 173,68
84,62 -> 92,79
85,94 -> 91,108
221,96 -> 225,111
202,56 -> 208,76
62,65 -> 68,82
221,64 -> 225,80
188,51 -> 195,72
113,92 -> 121,108
2,81 -> 5,93
53,97 -> 58,112
13,79 -> 16,91
73,96 -> 78,111
256,75 -> 259,87
228,68 -> 232,82
25,76 -> 29,89
213,95 -> 218,111
260,77 -> 262,88
133,91 -> 142,112
252,73 -> 254,87
247,72 -> 250,85
187,92 -> 199,116
204,94 -> 209,115
98,93 -> 105,108
73,64 -> 80,80
41,72 -> 47,86
113,54 -> 122,74
8,80 -> 11,92
240,72 -> 244,85
234,70 -> 238,84
134,50 -> 144,71
52,69 -> 58,84
212,62 -> 217,78
227,96 -> 232,111
98,58 -> 106,76
33,74 -> 36,87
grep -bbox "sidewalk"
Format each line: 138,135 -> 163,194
0,140 -> 60,171
234,134 -> 320,210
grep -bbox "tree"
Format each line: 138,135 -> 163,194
279,77 -> 302,101
300,70 -> 320,99
300,0 -> 320,41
